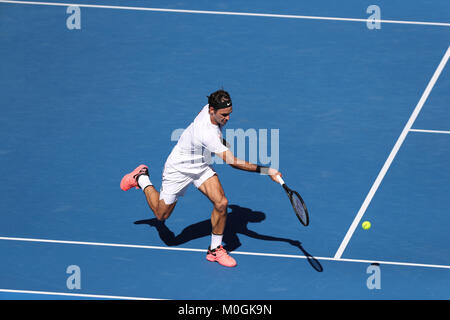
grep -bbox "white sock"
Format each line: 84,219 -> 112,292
210,233 -> 223,249
137,175 -> 152,190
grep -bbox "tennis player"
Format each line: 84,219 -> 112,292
120,89 -> 282,267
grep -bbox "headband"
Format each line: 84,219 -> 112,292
210,100 -> 232,110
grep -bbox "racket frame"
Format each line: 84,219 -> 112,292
276,176 -> 310,226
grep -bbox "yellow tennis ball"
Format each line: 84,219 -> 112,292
362,221 -> 371,230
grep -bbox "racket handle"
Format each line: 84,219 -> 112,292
276,175 -> 285,185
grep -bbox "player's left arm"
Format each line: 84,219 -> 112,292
216,150 -> 281,182
221,138 -> 231,148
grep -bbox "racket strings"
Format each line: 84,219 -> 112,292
291,193 -> 308,225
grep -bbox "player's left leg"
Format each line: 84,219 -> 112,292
142,185 -> 177,221
120,164 -> 177,221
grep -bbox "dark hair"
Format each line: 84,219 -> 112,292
207,89 -> 232,110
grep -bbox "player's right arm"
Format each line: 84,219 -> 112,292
216,150 -> 281,182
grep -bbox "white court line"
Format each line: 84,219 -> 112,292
0,288 -> 159,300
334,46 -> 450,260
410,128 -> 450,134
1,236 -> 449,270
0,0 -> 450,27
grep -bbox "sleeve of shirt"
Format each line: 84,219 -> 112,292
201,129 -> 229,154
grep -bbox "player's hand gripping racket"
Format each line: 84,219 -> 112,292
276,175 -> 309,226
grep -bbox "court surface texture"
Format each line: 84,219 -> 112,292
0,0 -> 449,299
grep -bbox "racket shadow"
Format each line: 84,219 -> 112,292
134,204 -> 323,272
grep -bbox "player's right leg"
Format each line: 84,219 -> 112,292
197,173 -> 236,268
120,164 -> 176,221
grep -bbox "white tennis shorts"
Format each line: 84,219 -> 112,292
159,164 -> 216,205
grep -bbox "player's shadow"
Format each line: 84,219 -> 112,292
134,204 -> 323,272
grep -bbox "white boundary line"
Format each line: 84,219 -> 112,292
334,46 -> 450,259
0,236 -> 449,270
0,0 -> 450,27
410,128 -> 450,134
0,288 -> 159,300
1,0 -> 449,286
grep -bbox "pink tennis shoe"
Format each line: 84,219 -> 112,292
206,245 -> 237,267
120,164 -> 149,191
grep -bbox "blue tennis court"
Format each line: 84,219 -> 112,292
0,0 -> 449,300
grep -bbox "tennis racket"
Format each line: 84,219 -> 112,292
276,175 -> 309,226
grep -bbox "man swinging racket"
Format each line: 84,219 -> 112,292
120,89 -> 282,267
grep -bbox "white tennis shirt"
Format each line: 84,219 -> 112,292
165,104 -> 229,174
